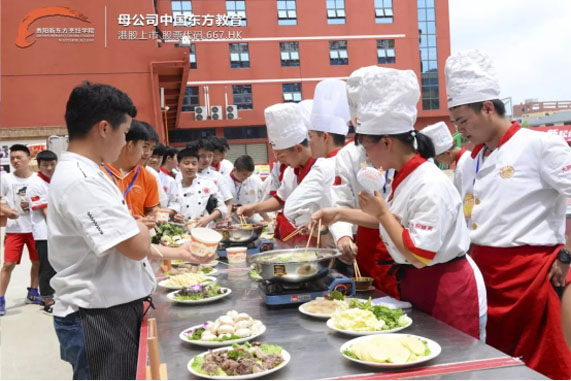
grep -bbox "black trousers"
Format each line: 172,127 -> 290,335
36,240 -> 56,298
79,299 -> 145,380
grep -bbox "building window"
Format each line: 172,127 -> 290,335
377,40 -> 395,64
280,42 -> 300,67
282,83 -> 302,102
182,86 -> 200,112
374,0 -> 393,23
418,0 -> 440,110
169,128 -> 215,143
229,43 -> 250,68
326,0 -> 345,24
226,142 -> 269,164
224,126 -> 267,140
226,0 -> 247,26
277,0 -> 297,25
189,44 -> 197,69
232,85 -> 253,110
171,0 -> 192,17
329,40 -> 348,65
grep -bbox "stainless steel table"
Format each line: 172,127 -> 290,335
149,269 -> 547,380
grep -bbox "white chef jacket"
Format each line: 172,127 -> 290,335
169,177 -> 227,224
0,172 -> 35,233
48,152 -> 155,317
227,172 -> 263,205
381,155 -> 470,265
146,165 -> 169,208
158,168 -> 179,208
453,149 -> 476,200
197,168 -> 233,202
329,142 -> 394,243
277,157 -> 334,227
263,161 -> 287,200
211,159 -> 234,177
27,173 -> 50,240
470,124 -> 571,247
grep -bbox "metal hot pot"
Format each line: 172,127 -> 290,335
214,223 -> 265,244
248,248 -> 341,283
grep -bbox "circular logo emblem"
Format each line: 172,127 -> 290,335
500,166 -> 515,179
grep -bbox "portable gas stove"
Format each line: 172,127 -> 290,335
259,269 -> 355,306
217,239 -> 274,257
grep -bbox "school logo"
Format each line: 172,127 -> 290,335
499,166 -> 515,179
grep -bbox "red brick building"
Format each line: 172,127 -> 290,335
1,0 -> 451,163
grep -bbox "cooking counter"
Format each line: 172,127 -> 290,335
147,265 -> 546,380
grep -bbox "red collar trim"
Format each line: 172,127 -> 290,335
453,148 -> 467,167
470,121 -> 521,158
38,172 -> 51,184
278,163 -> 288,182
160,167 -> 174,178
326,148 -> 342,158
230,171 -> 241,183
211,162 -> 221,172
389,154 -> 426,200
344,139 -> 354,146
294,157 -> 317,184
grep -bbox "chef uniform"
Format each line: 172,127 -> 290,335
158,167 -> 179,209
196,167 -> 233,204
266,103 -> 334,244
226,171 -> 264,224
348,65 -> 481,339
421,121 -> 488,341
211,159 -> 234,177
446,49 -> 571,378
146,165 -> 169,208
168,177 -> 226,227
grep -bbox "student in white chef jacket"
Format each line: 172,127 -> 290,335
237,102 -> 333,245
208,136 -> 234,177
225,155 -> 268,224
170,147 -> 227,227
312,66 -> 482,340
186,139 -> 234,221
157,146 -> 179,209
420,121 -> 476,221
446,49 -> 571,379
48,82 -> 214,379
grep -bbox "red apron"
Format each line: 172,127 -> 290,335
275,212 -> 315,247
400,257 -> 480,339
355,226 -> 399,299
471,244 -> 571,380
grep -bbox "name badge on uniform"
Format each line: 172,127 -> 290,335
499,166 -> 515,179
464,193 -> 474,219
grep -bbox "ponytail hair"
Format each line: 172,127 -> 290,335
356,130 -> 435,159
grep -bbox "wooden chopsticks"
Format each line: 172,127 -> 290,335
282,225 -> 305,242
304,223 -> 316,255
353,260 -> 362,280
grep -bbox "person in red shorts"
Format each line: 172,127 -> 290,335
0,144 -> 41,316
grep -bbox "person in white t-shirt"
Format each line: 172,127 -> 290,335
48,82 -> 215,379
0,144 -> 40,316
226,155 -> 268,224
27,150 -> 58,315
158,146 -> 179,208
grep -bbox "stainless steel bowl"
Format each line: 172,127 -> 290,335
248,248 -> 340,283
215,224 -> 265,243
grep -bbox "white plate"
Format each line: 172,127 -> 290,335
166,288 -> 231,305
298,298 -> 366,319
166,268 -> 219,277
326,316 -> 413,336
179,323 -> 266,347
187,345 -> 290,380
158,276 -> 216,291
340,333 -> 441,368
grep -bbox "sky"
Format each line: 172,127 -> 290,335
448,0 -> 571,107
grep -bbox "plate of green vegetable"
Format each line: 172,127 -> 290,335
166,284 -> 231,304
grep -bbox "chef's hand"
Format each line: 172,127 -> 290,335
337,236 -> 358,264
358,191 -> 389,220
548,258 -> 570,287
173,213 -> 185,223
237,204 -> 256,218
180,241 -> 217,264
135,215 -> 157,229
3,207 -> 19,219
196,216 -> 210,228
310,208 -> 342,227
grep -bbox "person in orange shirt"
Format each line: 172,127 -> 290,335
102,120 -> 159,228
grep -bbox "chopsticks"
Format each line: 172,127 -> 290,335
353,260 -> 362,280
239,215 -> 248,227
304,223 -> 316,255
282,225 -> 305,242
315,219 -> 322,255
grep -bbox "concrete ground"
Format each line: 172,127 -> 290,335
0,229 -> 72,380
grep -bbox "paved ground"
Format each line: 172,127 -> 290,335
0,229 -> 72,380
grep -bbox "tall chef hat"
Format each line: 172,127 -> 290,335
420,121 -> 454,155
265,103 -> 308,150
297,99 -> 313,131
445,49 -> 501,108
310,79 -> 350,136
346,66 -> 420,136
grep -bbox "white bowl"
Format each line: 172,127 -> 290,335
190,228 -> 222,257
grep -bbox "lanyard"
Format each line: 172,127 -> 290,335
103,165 -> 141,198
235,180 -> 243,202
383,170 -> 389,195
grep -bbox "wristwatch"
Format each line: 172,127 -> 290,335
557,248 -> 571,264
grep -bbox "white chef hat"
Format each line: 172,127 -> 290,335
346,66 -> 420,135
297,99 -> 313,131
420,121 -> 454,155
310,79 -> 350,136
445,49 -> 501,108
265,103 -> 308,150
